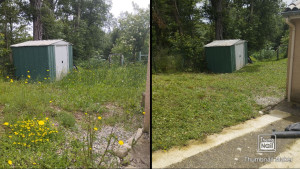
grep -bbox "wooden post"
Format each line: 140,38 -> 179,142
120,54 -> 124,66
143,46 -> 150,133
277,46 -> 279,60
139,51 -> 141,62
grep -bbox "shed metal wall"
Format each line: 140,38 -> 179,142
47,45 -> 56,80
205,46 -> 235,73
205,41 -> 247,73
12,46 -> 50,80
244,42 -> 248,65
12,40 -> 73,81
68,45 -> 73,70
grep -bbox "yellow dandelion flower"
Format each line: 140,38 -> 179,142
38,121 -> 45,126
10,79 -> 13,83
89,147 -> 92,150
13,142 -> 16,144
8,160 -> 12,165
27,75 -> 31,79
142,112 -> 146,115
85,113 -> 87,115
6,76 -> 9,79
38,81 -> 41,84
94,127 -> 98,131
45,117 -> 49,120
118,140 -> 124,145
25,81 -> 28,84
8,135 -> 12,138
33,162 -> 36,165
23,143 -> 26,146
3,122 -> 9,126
14,132 -> 18,135
46,69 -> 49,71
27,70 -> 30,73
98,116 -> 102,120
44,77 -> 47,80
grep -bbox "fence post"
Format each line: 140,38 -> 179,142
277,47 -> 279,60
120,54 -> 124,66
139,51 -> 141,62
108,54 -> 112,67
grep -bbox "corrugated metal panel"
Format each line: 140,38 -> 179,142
11,39 -> 68,47
244,42 -> 248,65
235,43 -> 245,70
48,45 -> 56,80
205,41 -> 248,73
11,40 -> 73,81
206,46 -> 234,73
68,45 -> 73,70
12,46 -> 49,80
204,39 -> 243,47
230,45 -> 236,71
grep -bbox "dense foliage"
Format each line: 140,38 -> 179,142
152,0 -> 289,73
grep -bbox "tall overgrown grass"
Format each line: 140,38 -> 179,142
0,62 -> 147,168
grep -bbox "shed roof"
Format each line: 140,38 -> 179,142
282,0 -> 300,17
204,39 -> 245,47
11,39 -> 69,47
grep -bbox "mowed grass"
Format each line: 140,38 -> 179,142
0,63 -> 146,168
152,59 -> 287,152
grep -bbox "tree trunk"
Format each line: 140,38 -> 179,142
173,0 -> 183,34
30,0 -> 43,40
3,7 -> 8,49
77,2 -> 81,27
9,17 -> 13,45
211,0 -> 223,40
250,0 -> 254,16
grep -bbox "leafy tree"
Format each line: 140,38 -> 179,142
111,3 -> 150,62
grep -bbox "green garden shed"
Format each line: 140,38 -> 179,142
11,39 -> 73,81
204,39 -> 248,73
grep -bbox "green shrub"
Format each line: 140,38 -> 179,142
251,49 -> 276,61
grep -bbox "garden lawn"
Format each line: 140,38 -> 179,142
152,59 -> 287,152
0,63 -> 146,168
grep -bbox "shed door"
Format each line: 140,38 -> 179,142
235,43 -> 244,70
55,45 -> 69,80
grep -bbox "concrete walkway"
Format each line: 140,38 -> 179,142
152,101 -> 300,168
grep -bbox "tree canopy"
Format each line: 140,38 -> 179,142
0,0 -> 150,76
152,0 -> 288,73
